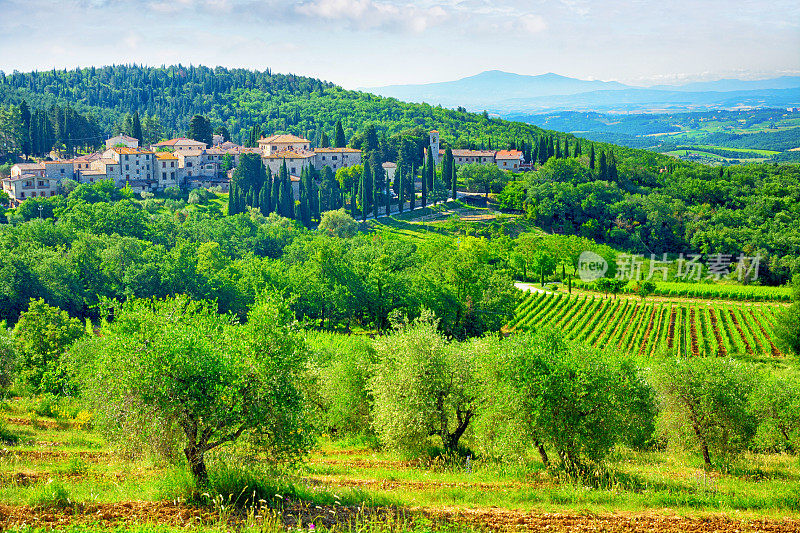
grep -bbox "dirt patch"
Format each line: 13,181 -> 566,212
312,458 -> 412,469
1,500 -> 795,532
425,506 -> 800,532
306,475 -> 530,492
4,418 -> 62,430
0,449 -> 110,462
0,501 -> 214,529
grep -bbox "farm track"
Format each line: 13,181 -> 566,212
749,308 -> 782,357
689,308 -> 700,356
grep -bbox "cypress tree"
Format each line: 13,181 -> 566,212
425,149 -> 435,193
548,136 -> 555,160
350,181 -> 358,218
421,163 -> 428,208
132,111 -> 143,145
236,185 -> 246,213
280,161 -> 294,218
409,164 -> 416,210
310,167 -> 320,221
563,138 -> 569,158
259,184 -> 269,215
397,166 -> 404,214
589,144 -> 596,170
538,137 -> 548,165
555,138 -> 561,159
246,187 -> 256,208
264,167 -> 273,214
598,151 -> 608,180
299,168 -> 311,227
443,147 -> 454,191
271,166 -> 281,214
228,183 -> 238,215
608,151 -> 618,182
451,163 -> 458,201
334,121 -> 346,148
573,141 -> 581,158
360,163 -> 371,221
372,156 -> 381,219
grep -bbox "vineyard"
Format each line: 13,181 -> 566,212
572,279 -> 793,302
509,291 -> 786,357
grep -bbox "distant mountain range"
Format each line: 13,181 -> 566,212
364,71 -> 800,114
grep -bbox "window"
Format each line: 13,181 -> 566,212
60,169 -> 65,174
332,156 -> 338,160
171,162 -> 175,168
291,167 -> 296,173
322,156 -> 326,161
20,192 -> 25,198
162,162 -> 166,168
126,164 -> 129,170
125,155 -> 129,161
171,172 -> 175,179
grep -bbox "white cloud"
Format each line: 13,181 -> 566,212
519,13 -> 546,34
293,0 -> 448,32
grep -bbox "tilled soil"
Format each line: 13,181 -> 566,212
425,506 -> 800,533
0,500 -> 798,532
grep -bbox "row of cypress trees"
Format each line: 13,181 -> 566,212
228,153 -> 347,228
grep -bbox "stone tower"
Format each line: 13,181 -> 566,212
429,130 -> 440,165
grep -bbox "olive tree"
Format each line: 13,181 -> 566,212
478,330 -> 655,474
653,357 -> 757,468
369,311 -> 478,455
14,298 -> 84,394
75,295 -> 309,486
749,369 -> 800,453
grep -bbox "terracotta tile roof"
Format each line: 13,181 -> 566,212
154,152 -> 178,160
495,150 -> 524,159
264,150 -> 315,159
42,160 -> 73,165
451,149 -> 496,157
13,163 -> 45,170
111,147 -> 154,155
96,158 -> 118,165
152,137 -> 206,147
314,147 -> 361,153
73,153 -> 101,162
6,173 -> 45,182
107,134 -> 139,142
258,134 -> 309,144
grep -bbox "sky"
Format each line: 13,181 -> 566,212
0,0 -> 798,89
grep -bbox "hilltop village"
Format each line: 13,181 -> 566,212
2,130 -> 525,206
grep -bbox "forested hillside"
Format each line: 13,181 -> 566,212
0,65 -> 556,153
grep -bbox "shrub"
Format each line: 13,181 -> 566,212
27,481 -> 72,509
749,369 -> 800,453
13,299 -> 84,395
653,357 -> 757,469
75,295 -> 310,486
369,311 -> 478,456
319,209 -> 358,238
477,330 -> 655,474
304,331 -> 376,437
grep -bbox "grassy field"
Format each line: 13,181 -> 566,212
1,391 -> 800,532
